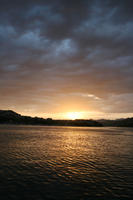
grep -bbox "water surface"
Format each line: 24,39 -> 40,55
0,125 -> 133,199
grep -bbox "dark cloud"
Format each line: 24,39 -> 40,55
0,0 -> 133,118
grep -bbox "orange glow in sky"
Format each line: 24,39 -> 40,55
65,112 -> 83,120
0,1 -> 133,120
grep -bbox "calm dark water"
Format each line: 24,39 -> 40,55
0,125 -> 133,200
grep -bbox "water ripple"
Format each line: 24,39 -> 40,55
0,125 -> 133,199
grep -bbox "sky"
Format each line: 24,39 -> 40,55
0,0 -> 133,119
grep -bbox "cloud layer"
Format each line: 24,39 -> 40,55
0,0 -> 133,118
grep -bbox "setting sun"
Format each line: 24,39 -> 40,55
66,112 -> 83,120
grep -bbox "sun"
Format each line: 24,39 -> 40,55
66,112 -> 82,120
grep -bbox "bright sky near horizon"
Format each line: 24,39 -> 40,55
0,0 -> 133,119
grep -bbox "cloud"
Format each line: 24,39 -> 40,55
0,0 -> 133,117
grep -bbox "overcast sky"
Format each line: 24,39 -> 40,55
0,0 -> 133,119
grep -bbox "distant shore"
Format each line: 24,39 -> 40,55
0,110 -> 133,127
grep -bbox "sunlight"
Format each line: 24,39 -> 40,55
66,112 -> 83,120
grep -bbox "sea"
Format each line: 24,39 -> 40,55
0,125 -> 133,200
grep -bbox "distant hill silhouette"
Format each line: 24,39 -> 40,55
98,118 -> 133,127
0,110 -> 102,127
0,110 -> 133,127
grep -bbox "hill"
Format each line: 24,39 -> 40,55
0,110 -> 102,127
98,118 -> 133,127
1,110 -> 133,127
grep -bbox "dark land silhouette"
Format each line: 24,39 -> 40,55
0,110 -> 133,127
98,119 -> 133,127
0,110 -> 102,127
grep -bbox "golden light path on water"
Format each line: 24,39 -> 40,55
0,125 -> 133,199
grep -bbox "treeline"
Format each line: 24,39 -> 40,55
0,110 -> 102,127
0,110 -> 133,127
98,118 -> 133,127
